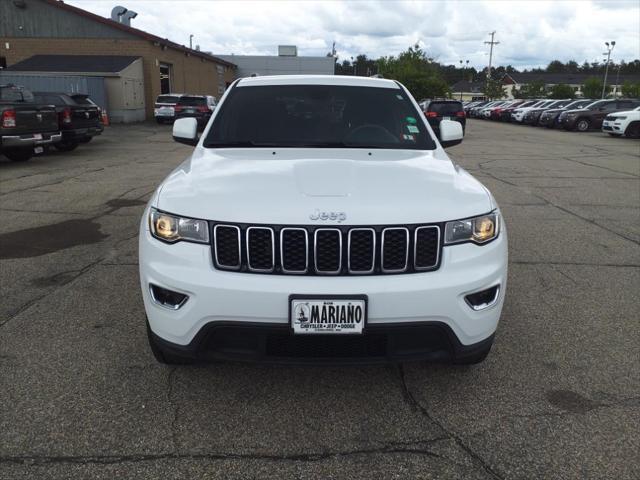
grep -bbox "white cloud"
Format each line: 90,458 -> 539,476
67,0 -> 640,69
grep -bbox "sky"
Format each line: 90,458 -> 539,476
66,0 -> 640,70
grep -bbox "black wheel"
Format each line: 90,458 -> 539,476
54,141 -> 79,152
624,121 -> 640,139
575,118 -> 591,132
3,148 -> 33,162
146,319 -> 195,365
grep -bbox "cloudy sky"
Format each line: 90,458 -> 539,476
67,0 -> 640,70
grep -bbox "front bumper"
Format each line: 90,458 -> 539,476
140,218 -> 508,357
1,131 -> 62,148
602,120 -> 623,134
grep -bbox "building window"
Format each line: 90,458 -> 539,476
0,56 -> 6,69
217,65 -> 224,74
159,63 -> 172,94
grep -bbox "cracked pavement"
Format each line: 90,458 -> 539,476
1,121 -> 639,479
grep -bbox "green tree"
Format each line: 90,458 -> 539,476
377,44 -> 449,99
621,81 -> 640,98
548,83 -> 575,99
484,78 -> 506,99
546,60 -> 566,73
513,80 -> 546,99
582,77 -> 603,98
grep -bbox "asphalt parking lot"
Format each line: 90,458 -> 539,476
1,121 -> 639,479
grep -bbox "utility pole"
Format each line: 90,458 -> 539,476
602,41 -> 615,99
484,31 -> 499,80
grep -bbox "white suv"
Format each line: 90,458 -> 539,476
602,106 -> 640,138
139,75 -> 508,365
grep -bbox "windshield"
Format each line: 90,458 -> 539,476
0,86 -> 34,102
428,102 -> 462,114
157,95 -> 180,104
178,96 -> 206,106
204,84 -> 436,150
582,100 -> 608,110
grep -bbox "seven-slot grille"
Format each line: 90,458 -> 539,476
212,224 -> 441,275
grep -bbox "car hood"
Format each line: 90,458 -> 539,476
156,148 -> 493,225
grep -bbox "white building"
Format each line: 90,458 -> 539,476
217,46 -> 334,78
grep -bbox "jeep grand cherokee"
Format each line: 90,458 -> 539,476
139,75 -> 508,365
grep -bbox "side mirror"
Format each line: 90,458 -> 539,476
172,117 -> 199,146
438,119 -> 464,148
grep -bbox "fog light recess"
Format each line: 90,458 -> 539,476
465,285 -> 500,311
149,284 -> 189,310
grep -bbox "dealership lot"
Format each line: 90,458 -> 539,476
1,122 -> 639,479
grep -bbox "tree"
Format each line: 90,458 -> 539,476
484,78 -> 506,99
377,44 -> 449,99
621,81 -> 640,98
546,60 -> 566,73
513,80 -> 546,99
582,77 -> 603,98
548,83 -> 575,99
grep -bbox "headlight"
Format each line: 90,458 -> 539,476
613,116 -> 626,120
149,208 -> 209,244
445,212 -> 500,245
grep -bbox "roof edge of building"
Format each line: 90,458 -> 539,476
42,0 -> 236,68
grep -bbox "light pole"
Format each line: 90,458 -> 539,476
602,41 -> 615,99
459,59 -> 469,101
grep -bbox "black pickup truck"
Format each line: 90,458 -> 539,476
0,85 -> 61,162
32,92 -> 103,151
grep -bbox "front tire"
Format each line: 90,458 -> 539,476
3,148 -> 33,162
575,118 -> 591,132
624,121 -> 640,138
146,319 -> 195,365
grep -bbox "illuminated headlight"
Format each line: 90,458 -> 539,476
445,212 -> 500,245
149,208 -> 209,244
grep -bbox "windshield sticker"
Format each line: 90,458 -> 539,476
403,134 -> 415,141
406,116 -> 417,124
407,125 -> 419,133
396,94 -> 403,100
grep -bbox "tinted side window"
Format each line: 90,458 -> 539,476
178,96 -> 206,106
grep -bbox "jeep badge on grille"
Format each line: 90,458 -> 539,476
309,210 -> 347,223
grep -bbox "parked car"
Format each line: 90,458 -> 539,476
154,93 -> 183,124
511,100 -> 556,123
558,99 -> 640,132
174,95 -> 217,127
479,101 -> 508,119
142,75 -> 507,365
538,99 -> 594,128
498,100 -> 537,122
32,92 -> 103,151
70,93 -> 103,124
522,99 -> 572,125
422,99 -> 465,134
486,100 -> 522,121
602,106 -> 640,138
0,84 -> 61,162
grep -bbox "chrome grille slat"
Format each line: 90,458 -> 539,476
314,228 -> 342,275
414,226 -> 440,270
213,224 -> 241,270
381,227 -> 409,273
348,228 -> 376,274
246,227 -> 275,272
280,228 -> 308,274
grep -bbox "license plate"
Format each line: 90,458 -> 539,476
443,116 -> 451,121
34,146 -> 44,154
33,133 -> 43,140
290,296 -> 367,335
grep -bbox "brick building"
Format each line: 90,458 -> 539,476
0,0 -> 236,120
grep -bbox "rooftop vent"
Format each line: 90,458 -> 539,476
110,6 -> 138,26
278,45 -> 297,57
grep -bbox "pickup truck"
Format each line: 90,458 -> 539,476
0,84 -> 61,162
33,92 -> 103,151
